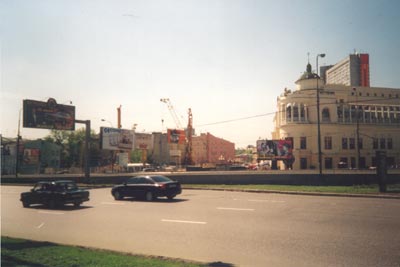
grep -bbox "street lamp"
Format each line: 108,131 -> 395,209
101,119 -> 113,127
353,87 -> 361,169
316,53 -> 325,176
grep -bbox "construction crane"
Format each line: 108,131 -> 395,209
160,98 -> 183,129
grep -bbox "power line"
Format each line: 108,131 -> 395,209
195,96 -> 400,128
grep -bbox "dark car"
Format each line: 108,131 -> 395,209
111,175 -> 182,201
20,180 -> 90,208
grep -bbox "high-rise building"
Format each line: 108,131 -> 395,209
323,53 -> 370,87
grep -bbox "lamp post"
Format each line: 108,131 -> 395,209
316,53 -> 325,176
353,87 -> 361,169
101,119 -> 113,127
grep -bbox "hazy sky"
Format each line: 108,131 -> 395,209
1,0 -> 400,148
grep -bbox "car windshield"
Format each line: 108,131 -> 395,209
151,176 -> 172,183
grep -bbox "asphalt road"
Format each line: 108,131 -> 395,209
2,186 -> 400,267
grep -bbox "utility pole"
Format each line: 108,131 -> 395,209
316,53 -> 326,176
354,87 -> 361,169
15,109 -> 22,178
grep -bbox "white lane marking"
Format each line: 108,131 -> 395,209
101,202 -> 125,205
38,211 -> 65,215
217,207 -> 255,211
37,223 -> 45,229
161,219 -> 207,225
248,199 -> 286,203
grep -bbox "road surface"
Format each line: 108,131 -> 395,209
2,186 -> 400,266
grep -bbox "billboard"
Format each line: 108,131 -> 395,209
257,139 -> 293,160
167,129 -> 186,144
23,98 -> 75,130
100,127 -> 135,151
23,148 -> 40,164
135,133 -> 153,150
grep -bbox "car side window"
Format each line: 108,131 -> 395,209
127,178 -> 138,184
138,178 -> 153,184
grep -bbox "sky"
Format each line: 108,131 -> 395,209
1,0 -> 400,148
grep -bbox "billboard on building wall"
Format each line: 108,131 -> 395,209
135,133 -> 153,150
167,129 -> 186,144
23,149 -> 40,164
23,98 -> 75,130
100,127 -> 135,151
257,139 -> 293,160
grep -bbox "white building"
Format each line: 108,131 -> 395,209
272,62 -> 400,170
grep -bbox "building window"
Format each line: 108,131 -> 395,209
300,137 -> 307,149
373,138 -> 378,149
325,158 -> 333,169
293,106 -> 299,121
322,108 -> 330,122
380,138 -> 386,149
337,105 -> 343,121
388,138 -> 393,149
286,106 -> 292,121
342,138 -> 348,149
324,136 -> 332,150
300,104 -> 306,122
349,138 -> 355,149
339,157 -> 348,168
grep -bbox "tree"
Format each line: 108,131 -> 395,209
45,128 -> 101,169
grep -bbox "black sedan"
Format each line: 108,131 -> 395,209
111,175 -> 182,201
20,180 -> 89,208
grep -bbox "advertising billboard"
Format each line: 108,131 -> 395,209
167,129 -> 186,144
135,133 -> 153,150
257,139 -> 293,160
23,98 -> 75,130
100,127 -> 135,151
22,149 -> 40,164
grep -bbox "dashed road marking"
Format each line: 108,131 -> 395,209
217,207 -> 255,211
162,219 -> 207,225
37,222 -> 45,229
248,199 -> 286,203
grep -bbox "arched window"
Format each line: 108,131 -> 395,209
322,108 -> 330,122
300,104 -> 305,122
293,105 -> 299,122
286,105 -> 292,121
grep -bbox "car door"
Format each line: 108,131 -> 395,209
35,183 -> 51,204
124,178 -> 140,197
136,177 -> 154,198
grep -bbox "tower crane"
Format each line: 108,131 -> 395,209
160,98 -> 183,129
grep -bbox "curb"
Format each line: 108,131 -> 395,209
183,187 -> 400,200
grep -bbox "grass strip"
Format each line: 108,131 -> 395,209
1,236 -> 204,267
183,184 -> 400,194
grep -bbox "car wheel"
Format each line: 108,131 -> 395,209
145,191 -> 154,201
22,201 -> 30,208
113,190 -> 123,200
74,202 -> 81,207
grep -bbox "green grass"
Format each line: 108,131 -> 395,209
183,184 -> 400,194
1,236 -> 205,267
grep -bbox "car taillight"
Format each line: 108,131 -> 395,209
158,183 -> 166,189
